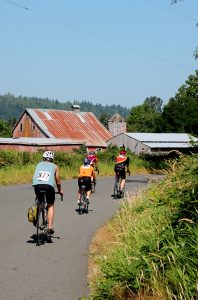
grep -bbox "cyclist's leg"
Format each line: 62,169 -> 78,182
78,177 -> 84,204
120,178 -> 126,190
34,185 -> 45,202
113,172 -> 119,198
120,171 -> 126,197
46,185 -> 55,233
85,177 -> 92,203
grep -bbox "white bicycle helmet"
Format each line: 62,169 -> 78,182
43,151 -> 54,160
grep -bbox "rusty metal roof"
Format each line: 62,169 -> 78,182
26,109 -> 112,147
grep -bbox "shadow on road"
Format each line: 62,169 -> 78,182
126,178 -> 148,183
75,208 -> 93,215
26,234 -> 60,245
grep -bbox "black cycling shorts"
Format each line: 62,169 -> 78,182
78,177 -> 91,191
34,184 -> 55,205
114,168 -> 126,180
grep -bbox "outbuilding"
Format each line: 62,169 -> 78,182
107,132 -> 198,155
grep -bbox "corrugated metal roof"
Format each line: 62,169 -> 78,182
26,109 -> 54,138
26,109 -> 112,147
126,133 -> 198,143
143,142 -> 194,148
0,137 -> 84,145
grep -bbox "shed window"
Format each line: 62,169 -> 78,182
32,124 -> 36,131
20,123 -> 23,131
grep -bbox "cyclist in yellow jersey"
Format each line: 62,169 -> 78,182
78,158 -> 96,204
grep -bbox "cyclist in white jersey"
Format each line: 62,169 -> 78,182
32,151 -> 63,235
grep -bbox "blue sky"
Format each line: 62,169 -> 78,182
0,0 -> 197,108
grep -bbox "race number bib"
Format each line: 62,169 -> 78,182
37,171 -> 50,182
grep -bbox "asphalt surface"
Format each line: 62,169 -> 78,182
0,175 -> 154,300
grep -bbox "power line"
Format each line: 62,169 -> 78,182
1,0 -> 195,71
3,0 -> 29,10
145,0 -> 198,24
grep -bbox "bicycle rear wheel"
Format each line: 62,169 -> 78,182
36,207 -> 46,246
79,191 -> 88,214
114,180 -> 119,199
83,197 -> 89,213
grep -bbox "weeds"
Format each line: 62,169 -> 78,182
0,148 -> 160,186
88,154 -> 198,299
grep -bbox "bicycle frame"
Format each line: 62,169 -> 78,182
35,191 -> 63,246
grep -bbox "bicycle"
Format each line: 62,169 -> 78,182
78,185 -> 89,214
35,191 -> 63,246
113,170 -> 130,199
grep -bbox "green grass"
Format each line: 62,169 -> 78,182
0,164 -> 35,185
0,149 -> 158,186
88,154 -> 198,300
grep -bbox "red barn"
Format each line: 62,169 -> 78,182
5,105 -> 112,152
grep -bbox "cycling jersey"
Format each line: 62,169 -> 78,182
87,154 -> 98,166
32,161 -> 57,188
79,165 -> 95,178
114,155 -> 129,173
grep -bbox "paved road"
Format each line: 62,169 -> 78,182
0,175 -> 152,300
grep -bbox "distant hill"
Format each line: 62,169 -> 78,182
0,93 -> 130,121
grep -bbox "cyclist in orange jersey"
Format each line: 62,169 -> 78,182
77,158 -> 96,204
114,145 -> 130,198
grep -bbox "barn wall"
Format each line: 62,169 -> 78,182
13,113 -> 46,138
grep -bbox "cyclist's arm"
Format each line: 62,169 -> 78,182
94,159 -> 99,174
92,167 -> 96,180
55,166 -> 63,195
126,157 -> 130,174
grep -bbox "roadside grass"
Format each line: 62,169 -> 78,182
87,154 -> 198,300
0,150 -> 156,186
0,165 -> 35,185
0,162 -> 151,186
